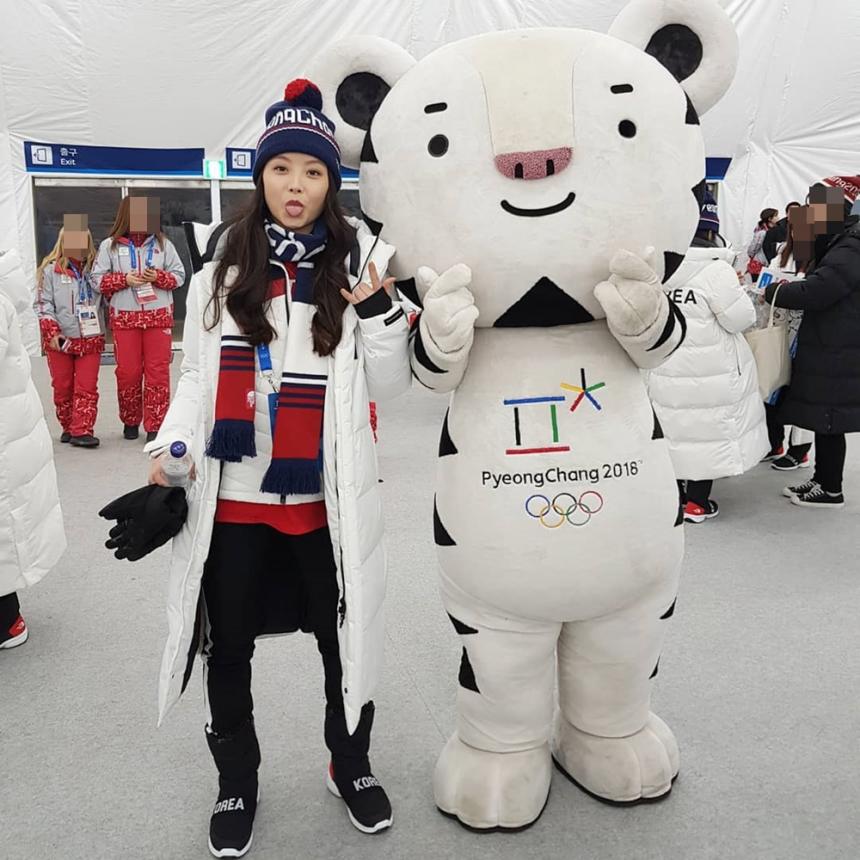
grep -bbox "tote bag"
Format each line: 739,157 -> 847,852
744,278 -> 791,400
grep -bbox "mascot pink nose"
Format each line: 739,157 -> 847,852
494,147 -> 573,180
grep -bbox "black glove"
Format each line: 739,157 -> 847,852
99,485 -> 188,562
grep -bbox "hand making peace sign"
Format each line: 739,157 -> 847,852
340,261 -> 396,306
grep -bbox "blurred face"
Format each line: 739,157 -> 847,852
129,196 -> 160,233
63,213 -> 89,257
808,187 -> 845,235
261,153 -> 330,232
789,205 -> 815,261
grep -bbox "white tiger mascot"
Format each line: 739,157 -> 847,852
309,0 -> 738,832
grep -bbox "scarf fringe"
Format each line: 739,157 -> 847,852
206,419 -> 257,463
260,457 -> 322,496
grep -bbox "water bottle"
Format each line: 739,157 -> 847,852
162,441 -> 192,487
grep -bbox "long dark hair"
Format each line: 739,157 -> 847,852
206,182 -> 353,356
779,230 -> 809,274
780,207 -> 812,273
758,208 -> 778,229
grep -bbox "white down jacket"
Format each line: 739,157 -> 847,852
0,270 -> 66,597
0,249 -> 39,356
144,221 -> 411,732
645,246 -> 769,481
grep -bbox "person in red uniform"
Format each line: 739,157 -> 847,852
34,215 -> 105,447
92,196 -> 185,442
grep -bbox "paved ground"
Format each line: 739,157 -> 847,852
2,359 -> 859,859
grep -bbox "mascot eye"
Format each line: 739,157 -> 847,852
428,135 -> 449,157
618,120 -> 637,138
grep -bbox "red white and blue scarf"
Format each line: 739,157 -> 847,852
206,219 -> 328,496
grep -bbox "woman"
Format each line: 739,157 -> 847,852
143,79 -> 410,857
756,206 -> 814,470
0,250 -> 66,648
766,178 -> 860,508
91,196 -> 185,442
746,207 -> 779,282
34,221 -> 105,447
645,198 -> 769,523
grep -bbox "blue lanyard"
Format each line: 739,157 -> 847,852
256,343 -> 279,435
66,261 -> 93,305
128,238 -> 155,271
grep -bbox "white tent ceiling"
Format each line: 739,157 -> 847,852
2,0 -> 858,274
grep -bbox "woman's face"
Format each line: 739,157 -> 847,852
808,192 -> 846,235
262,153 -> 330,233
129,196 -> 160,234
63,230 -> 89,259
789,206 -> 814,260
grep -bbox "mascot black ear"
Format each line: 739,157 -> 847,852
305,36 -> 416,169
610,0 -> 738,117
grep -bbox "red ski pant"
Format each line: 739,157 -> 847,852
46,350 -> 100,437
113,327 -> 171,432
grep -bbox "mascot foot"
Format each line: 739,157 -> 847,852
551,712 -> 679,805
434,734 -> 552,832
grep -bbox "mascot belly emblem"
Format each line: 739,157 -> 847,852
310,0 -> 738,831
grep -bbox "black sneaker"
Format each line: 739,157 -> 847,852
771,453 -> 810,471
783,479 -> 819,499
326,760 -> 393,834
60,431 -> 71,443
208,780 -> 258,858
791,485 -> 845,509
205,721 -> 261,859
761,446 -> 784,462
70,434 -> 100,448
146,430 -> 158,443
123,424 -> 140,440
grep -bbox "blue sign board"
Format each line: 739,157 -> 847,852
25,141 -> 205,176
706,157 -> 732,182
225,147 -> 359,182
226,148 -> 255,177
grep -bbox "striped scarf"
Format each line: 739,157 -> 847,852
206,219 -> 329,496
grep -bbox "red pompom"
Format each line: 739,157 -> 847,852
284,78 -> 323,110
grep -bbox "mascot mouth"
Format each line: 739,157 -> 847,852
501,192 -> 576,218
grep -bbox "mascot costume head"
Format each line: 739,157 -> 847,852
309,0 -> 738,832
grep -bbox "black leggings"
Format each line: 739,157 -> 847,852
814,433 -> 847,494
764,403 -> 812,460
202,523 -> 343,735
684,480 -> 713,507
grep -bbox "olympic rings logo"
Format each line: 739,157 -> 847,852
525,492 -> 605,528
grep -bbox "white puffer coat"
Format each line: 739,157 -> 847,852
143,222 -> 411,732
0,249 -> 39,356
645,246 -> 769,481
0,273 -> 66,597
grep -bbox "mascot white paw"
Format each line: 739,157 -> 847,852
552,712 -> 679,804
434,735 -> 552,831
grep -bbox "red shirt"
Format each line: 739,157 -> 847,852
214,499 -> 327,536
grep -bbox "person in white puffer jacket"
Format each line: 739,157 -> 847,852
645,200 -> 769,523
0,248 -> 39,356
0,251 -> 66,648
138,80 -> 411,858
